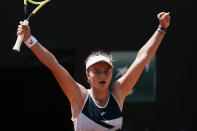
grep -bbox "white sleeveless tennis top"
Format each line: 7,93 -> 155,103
72,90 -> 123,131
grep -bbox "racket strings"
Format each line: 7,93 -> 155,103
24,0 -> 50,20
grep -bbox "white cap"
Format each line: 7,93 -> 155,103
86,55 -> 113,70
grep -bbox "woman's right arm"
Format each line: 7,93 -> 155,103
17,22 -> 87,112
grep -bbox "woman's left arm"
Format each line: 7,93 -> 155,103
112,12 -> 171,101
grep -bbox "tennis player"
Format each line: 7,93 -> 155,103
17,12 -> 170,131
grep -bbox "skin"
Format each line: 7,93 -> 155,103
86,62 -> 113,107
17,12 -> 170,119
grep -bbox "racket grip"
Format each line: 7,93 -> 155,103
13,20 -> 29,52
13,34 -> 25,52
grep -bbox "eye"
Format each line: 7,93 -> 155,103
104,70 -> 110,74
95,70 -> 101,74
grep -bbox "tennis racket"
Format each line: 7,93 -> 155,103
13,0 -> 50,52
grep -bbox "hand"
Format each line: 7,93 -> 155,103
157,12 -> 170,29
17,21 -> 31,42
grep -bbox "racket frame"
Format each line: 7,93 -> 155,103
13,0 -> 50,52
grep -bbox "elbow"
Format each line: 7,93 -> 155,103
136,48 -> 155,64
136,52 -> 148,62
135,53 -> 150,67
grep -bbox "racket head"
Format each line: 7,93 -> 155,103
13,0 -> 50,52
24,0 -> 51,20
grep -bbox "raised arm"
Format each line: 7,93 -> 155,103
112,12 -> 171,102
30,43 -> 87,101
17,22 -> 87,116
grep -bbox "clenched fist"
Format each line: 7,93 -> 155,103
17,21 -> 31,42
157,12 -> 170,29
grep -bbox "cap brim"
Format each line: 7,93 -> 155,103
86,55 -> 113,70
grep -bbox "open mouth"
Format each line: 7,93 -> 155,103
99,81 -> 106,84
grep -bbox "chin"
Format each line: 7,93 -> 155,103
98,85 -> 108,89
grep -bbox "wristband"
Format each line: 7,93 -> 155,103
24,35 -> 38,48
157,24 -> 167,34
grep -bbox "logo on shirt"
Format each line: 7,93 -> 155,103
101,112 -> 106,116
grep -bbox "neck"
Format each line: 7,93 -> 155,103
90,88 -> 109,107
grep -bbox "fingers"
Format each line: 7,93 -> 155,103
19,21 -> 30,30
17,21 -> 30,36
17,28 -> 24,36
166,13 -> 171,23
157,12 -> 171,28
17,24 -> 25,36
157,12 -> 165,19
17,21 -> 31,41
157,12 -> 170,20
163,12 -> 170,21
161,12 -> 170,24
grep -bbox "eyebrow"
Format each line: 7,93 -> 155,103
93,67 -> 111,71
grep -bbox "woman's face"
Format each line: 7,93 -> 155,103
86,61 -> 113,90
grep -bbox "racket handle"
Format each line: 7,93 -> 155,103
13,20 -> 29,52
13,34 -> 25,52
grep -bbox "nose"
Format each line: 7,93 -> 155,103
99,72 -> 107,79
